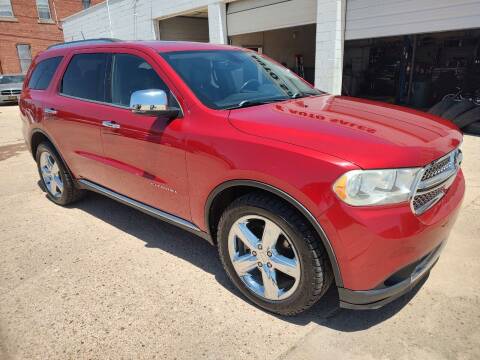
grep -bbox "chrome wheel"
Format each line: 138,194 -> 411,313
39,151 -> 63,198
228,215 -> 301,301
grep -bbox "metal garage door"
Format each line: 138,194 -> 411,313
346,0 -> 480,40
159,16 -> 209,42
227,0 -> 317,36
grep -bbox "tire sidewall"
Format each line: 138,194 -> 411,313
36,144 -> 69,205
218,204 -> 324,314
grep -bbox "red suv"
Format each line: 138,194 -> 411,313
20,39 -> 464,315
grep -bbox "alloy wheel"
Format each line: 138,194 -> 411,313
39,151 -> 63,198
227,215 -> 301,301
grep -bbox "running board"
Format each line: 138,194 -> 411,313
78,179 -> 212,243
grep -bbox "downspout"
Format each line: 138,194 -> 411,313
51,0 -> 62,31
106,0 -> 113,37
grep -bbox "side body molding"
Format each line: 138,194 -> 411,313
205,180 -> 343,287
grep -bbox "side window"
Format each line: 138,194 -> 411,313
110,53 -> 176,107
61,53 -> 109,102
28,56 -> 62,90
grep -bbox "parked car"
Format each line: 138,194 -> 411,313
0,74 -> 24,104
20,40 -> 465,315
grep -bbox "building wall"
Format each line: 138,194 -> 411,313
0,0 -> 102,74
62,0 -> 233,41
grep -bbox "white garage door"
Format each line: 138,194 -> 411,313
346,0 -> 480,40
227,0 -> 317,36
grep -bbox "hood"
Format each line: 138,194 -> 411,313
0,83 -> 23,90
228,95 -> 462,169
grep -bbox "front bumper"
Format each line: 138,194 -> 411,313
0,94 -> 19,103
338,240 -> 445,309
319,169 -> 464,292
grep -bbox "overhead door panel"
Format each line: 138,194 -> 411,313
346,0 -> 480,40
227,0 -> 317,36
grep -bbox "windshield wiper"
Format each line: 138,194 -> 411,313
291,92 -> 306,99
291,91 -> 324,99
226,97 -> 288,110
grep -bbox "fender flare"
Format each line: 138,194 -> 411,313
205,179 -> 344,287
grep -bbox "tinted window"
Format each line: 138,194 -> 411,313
28,56 -> 62,90
0,75 -> 25,84
61,53 -> 109,102
110,53 -> 174,107
162,50 -> 321,110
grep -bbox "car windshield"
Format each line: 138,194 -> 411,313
0,75 -> 25,84
161,50 -> 323,110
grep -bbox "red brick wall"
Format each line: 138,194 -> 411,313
0,0 -> 103,74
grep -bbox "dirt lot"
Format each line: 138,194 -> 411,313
0,104 -> 479,359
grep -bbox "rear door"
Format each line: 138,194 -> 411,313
99,50 -> 191,220
46,50 -> 111,185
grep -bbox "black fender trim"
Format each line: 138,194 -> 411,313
205,180 -> 344,287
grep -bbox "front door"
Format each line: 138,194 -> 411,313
99,51 -> 191,220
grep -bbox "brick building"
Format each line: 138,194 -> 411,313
0,0 -> 103,74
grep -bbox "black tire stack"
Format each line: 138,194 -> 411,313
428,98 -> 480,135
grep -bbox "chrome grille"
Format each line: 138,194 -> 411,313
412,188 -> 445,214
421,157 -> 452,182
411,148 -> 462,215
1,90 -> 20,95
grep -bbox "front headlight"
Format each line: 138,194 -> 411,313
333,168 -> 422,206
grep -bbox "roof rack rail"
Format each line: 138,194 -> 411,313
47,38 -> 121,50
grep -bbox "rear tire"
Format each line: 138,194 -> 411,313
453,106 -> 480,129
428,97 -> 455,116
441,99 -> 476,120
217,192 -> 333,316
36,142 -> 85,205
463,121 -> 480,135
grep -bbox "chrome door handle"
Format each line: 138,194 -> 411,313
102,120 -> 121,129
44,108 -> 57,115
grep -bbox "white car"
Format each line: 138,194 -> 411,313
0,74 -> 24,104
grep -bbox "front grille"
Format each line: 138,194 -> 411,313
411,148 -> 461,215
0,90 -> 20,95
421,157 -> 452,182
412,188 -> 445,214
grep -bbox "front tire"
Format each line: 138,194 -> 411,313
36,142 -> 84,205
217,193 -> 333,316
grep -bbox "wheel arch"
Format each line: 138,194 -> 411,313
30,128 -> 62,158
30,129 -> 75,180
205,180 -> 344,287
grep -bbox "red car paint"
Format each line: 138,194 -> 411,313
20,41 -> 464,301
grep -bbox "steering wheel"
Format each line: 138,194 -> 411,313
239,79 -> 260,92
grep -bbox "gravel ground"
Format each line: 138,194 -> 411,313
0,104 -> 479,359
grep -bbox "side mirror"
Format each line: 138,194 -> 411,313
129,89 -> 181,119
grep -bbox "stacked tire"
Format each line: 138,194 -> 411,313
429,97 -> 480,135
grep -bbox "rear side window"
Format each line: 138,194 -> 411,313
61,53 -> 109,102
28,56 -> 62,90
